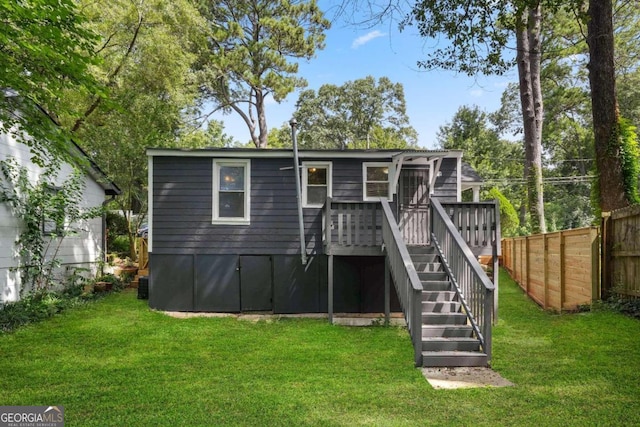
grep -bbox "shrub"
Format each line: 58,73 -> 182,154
605,296 -> 640,319
106,211 -> 129,236
108,235 -> 129,255
0,275 -> 125,333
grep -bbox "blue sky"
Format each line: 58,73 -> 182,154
214,3 -> 519,149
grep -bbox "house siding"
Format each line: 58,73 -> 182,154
151,156 -> 392,256
0,132 -> 105,303
433,157 -> 459,201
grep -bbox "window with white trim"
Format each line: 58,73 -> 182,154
302,162 -> 332,207
363,162 -> 392,201
212,159 -> 250,224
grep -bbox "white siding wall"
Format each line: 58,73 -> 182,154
1,131 -> 105,303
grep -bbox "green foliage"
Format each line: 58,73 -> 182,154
177,120 -> 238,148
604,296 -> 640,319
61,0 -> 210,258
294,76 -> 418,149
106,211 -> 129,236
197,0 -> 330,148
618,117 -> 640,205
0,0 -> 103,163
0,159 -> 101,293
108,235 -> 130,256
0,273 -> 123,333
267,124 -> 294,148
487,187 -> 519,236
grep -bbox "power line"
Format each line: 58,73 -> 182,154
482,175 -> 595,186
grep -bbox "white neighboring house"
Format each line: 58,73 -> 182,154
0,126 -> 120,304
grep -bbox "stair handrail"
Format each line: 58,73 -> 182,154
430,198 -> 494,362
380,199 -> 423,367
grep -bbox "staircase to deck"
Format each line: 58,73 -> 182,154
410,246 -> 488,367
325,198 -> 496,368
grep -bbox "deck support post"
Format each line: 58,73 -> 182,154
384,257 -> 390,326
328,254 -> 334,324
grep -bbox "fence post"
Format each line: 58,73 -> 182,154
560,231 -> 566,311
591,227 -> 601,302
543,234 -> 549,309
525,237 -> 530,294
601,212 -> 611,298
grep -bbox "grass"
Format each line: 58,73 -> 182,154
1,269 -> 639,426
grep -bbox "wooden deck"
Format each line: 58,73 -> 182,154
323,199 -> 384,256
323,198 -> 500,367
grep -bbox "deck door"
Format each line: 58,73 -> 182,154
399,168 -> 430,245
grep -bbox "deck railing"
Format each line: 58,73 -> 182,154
323,198 -> 383,255
431,198 -> 494,361
381,200 -> 424,366
439,201 -> 501,257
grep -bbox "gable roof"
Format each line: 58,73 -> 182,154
461,161 -> 483,184
2,91 -> 121,196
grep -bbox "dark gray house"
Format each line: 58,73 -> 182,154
146,148 -> 500,368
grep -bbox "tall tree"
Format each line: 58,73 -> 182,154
197,0 -> 330,148
60,0 -> 209,257
587,0 -> 640,211
0,0 -> 101,163
400,0 -> 549,232
294,76 -> 418,149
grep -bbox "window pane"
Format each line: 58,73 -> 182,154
219,192 -> 244,218
367,183 -> 388,198
307,167 -> 327,185
307,187 -> 327,205
367,166 -> 389,182
219,166 -> 245,191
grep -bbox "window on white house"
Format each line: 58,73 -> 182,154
42,185 -> 65,235
363,163 -> 392,201
212,160 -> 250,224
302,162 -> 332,207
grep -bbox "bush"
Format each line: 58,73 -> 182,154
605,296 -> 640,319
106,211 -> 129,236
108,235 -> 129,255
0,275 -> 125,333
95,274 -> 125,291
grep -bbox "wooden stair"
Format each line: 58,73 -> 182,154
409,246 -> 488,367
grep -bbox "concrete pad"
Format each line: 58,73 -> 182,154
422,367 -> 514,389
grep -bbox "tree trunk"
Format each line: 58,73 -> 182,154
256,91 -> 269,149
516,5 -> 546,234
587,0 -> 628,212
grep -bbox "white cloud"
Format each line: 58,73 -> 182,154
469,89 -> 484,97
351,30 -> 386,49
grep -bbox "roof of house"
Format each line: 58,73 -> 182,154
147,147 -> 461,160
461,162 -> 483,184
2,92 -> 121,196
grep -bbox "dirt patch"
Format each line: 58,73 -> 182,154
422,367 -> 514,389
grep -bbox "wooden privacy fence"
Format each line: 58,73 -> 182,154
501,227 -> 600,311
602,205 -> 640,299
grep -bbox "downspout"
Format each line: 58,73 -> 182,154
290,118 -> 307,265
102,194 -> 117,272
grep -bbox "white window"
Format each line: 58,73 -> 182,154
363,162 -> 392,201
42,185 -> 65,235
302,162 -> 332,207
212,159 -> 250,224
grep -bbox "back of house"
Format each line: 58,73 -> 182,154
146,148 -> 474,314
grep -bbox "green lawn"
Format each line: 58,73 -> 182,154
1,269 -> 639,426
